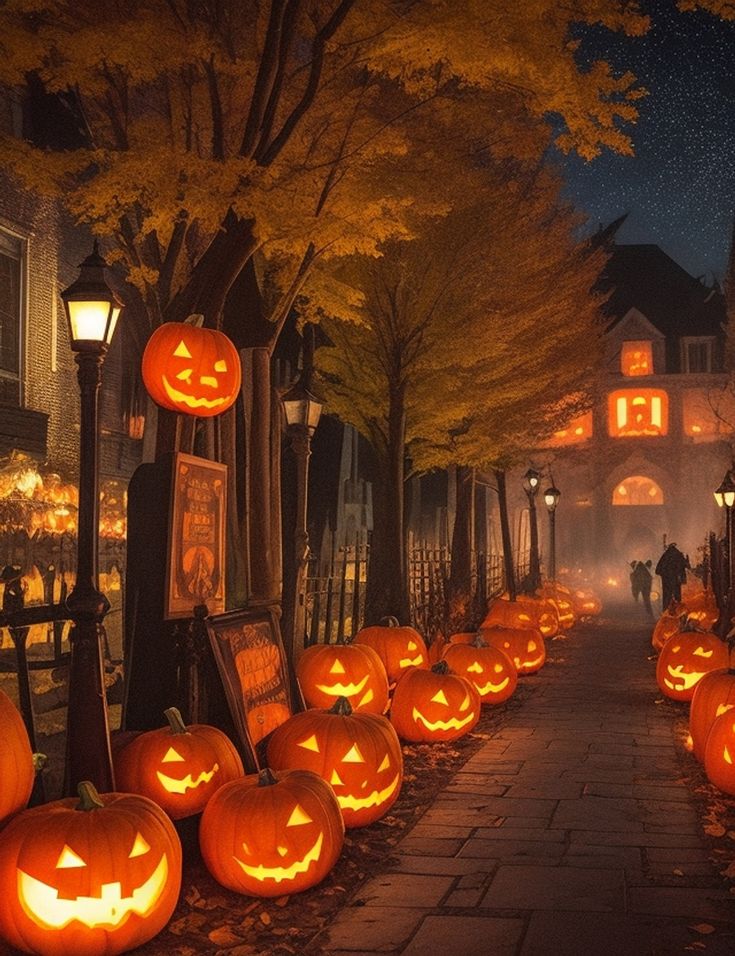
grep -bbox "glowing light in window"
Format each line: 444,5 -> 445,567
621,340 -> 652,376
608,390 -> 668,437
612,476 -> 664,506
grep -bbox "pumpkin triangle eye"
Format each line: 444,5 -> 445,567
459,691 -> 471,712
377,754 -> 391,772
129,833 -> 151,858
57,845 -> 86,869
407,641 -> 417,650
214,359 -> 228,372
430,689 -> 449,706
162,747 -> 185,763
331,769 -> 344,786
494,663 -> 504,673
329,659 -> 346,675
693,647 -> 713,658
298,734 -> 320,753
467,662 -> 483,673
528,641 -> 537,652
342,744 -> 365,763
287,804 -> 313,827
174,340 -> 192,358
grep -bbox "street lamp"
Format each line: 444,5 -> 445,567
61,241 -> 123,795
543,485 -> 561,581
522,468 -> 541,591
282,329 -> 323,666
715,470 -> 735,597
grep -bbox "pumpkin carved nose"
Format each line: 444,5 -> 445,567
200,375 -> 218,387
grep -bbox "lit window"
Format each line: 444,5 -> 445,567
608,389 -> 668,437
621,340 -> 653,376
612,476 -> 664,506
0,229 -> 23,406
542,411 -> 593,447
683,388 -> 735,440
681,337 -> 713,374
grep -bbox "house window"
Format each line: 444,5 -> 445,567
612,475 -> 664,506
608,388 -> 668,437
0,229 -> 23,406
683,387 -> 735,440
681,337 -> 713,373
621,340 -> 653,376
543,411 -> 593,447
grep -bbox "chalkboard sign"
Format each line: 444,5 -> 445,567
206,607 -> 295,767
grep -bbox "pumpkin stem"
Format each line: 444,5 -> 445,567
185,313 -> 206,328
32,752 -> 47,773
258,768 -> 279,788
472,633 -> 487,649
380,616 -> 400,627
329,696 -> 354,717
431,660 -> 449,675
76,781 -> 105,811
164,707 -> 189,735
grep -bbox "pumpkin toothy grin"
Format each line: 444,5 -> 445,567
664,666 -> 706,691
398,655 -> 425,668
474,677 -> 510,696
156,763 -> 219,794
234,833 -> 323,883
316,675 -> 369,699
18,853 -> 169,929
335,773 -> 400,812
162,376 -> 228,410
411,708 -> 476,732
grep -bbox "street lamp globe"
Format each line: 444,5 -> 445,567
523,468 -> 540,496
715,472 -> 735,509
61,241 -> 123,350
544,485 -> 561,513
282,380 -> 323,434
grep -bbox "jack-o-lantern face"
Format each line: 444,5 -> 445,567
354,618 -> 429,685
442,640 -> 517,705
481,597 -> 559,639
142,320 -> 242,417
389,662 -> 480,743
266,698 -> 403,827
113,708 -> 244,819
704,712 -> 735,795
0,783 -> 182,956
480,626 -> 546,674
199,769 -> 344,897
296,642 -> 389,715
656,632 -> 729,702
690,668 -> 735,762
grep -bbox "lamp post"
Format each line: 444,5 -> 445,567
522,468 -> 541,591
61,241 -> 122,795
715,470 -> 735,596
282,329 -> 323,667
543,485 -> 561,582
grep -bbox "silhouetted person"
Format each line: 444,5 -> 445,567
630,560 -> 654,617
655,543 -> 688,609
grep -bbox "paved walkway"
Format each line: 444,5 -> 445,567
317,611 -> 735,955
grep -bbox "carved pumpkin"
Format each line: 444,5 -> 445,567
0,688 -> 34,827
689,668 -> 735,762
441,637 -> 517,705
704,711 -> 735,795
266,698 -> 403,827
681,589 -> 719,631
113,707 -> 244,820
354,617 -> 428,686
389,661 -> 480,743
652,604 -> 685,653
141,319 -> 241,417
296,639 -> 389,715
199,768 -> 343,897
480,626 -> 546,674
571,587 -> 602,618
655,630 -> 730,702
538,583 -> 576,630
481,596 -> 559,639
0,781 -> 182,956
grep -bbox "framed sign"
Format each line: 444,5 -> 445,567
166,452 -> 226,619
206,607 -> 295,766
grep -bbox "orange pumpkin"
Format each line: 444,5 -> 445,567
113,707 -> 244,819
480,625 -> 546,674
296,639 -> 389,715
354,617 -> 428,686
655,630 -> 730,702
681,589 -> 719,631
441,637 -> 517,705
199,768 -> 344,897
651,605 -> 685,653
141,319 -> 241,417
389,661 -> 480,742
704,710 -> 735,794
481,596 -> 559,639
571,587 -> 602,618
0,688 -> 34,827
266,697 -> 403,827
689,668 -> 735,761
538,582 -> 576,630
0,781 -> 182,956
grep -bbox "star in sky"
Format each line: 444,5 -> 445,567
560,0 -> 735,281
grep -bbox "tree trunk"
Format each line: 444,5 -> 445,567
447,464 -> 475,632
495,468 -> 517,601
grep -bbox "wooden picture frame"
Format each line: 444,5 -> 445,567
205,606 -> 296,769
165,452 -> 226,620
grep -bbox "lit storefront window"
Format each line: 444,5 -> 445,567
620,340 -> 653,376
612,475 -> 664,506
608,389 -> 668,437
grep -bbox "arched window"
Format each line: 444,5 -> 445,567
612,476 -> 664,506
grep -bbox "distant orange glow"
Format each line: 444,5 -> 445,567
621,340 -> 653,376
612,475 -> 664,506
544,411 -> 593,447
683,388 -> 735,440
608,389 -> 668,437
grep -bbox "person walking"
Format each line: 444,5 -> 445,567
655,543 -> 689,609
630,559 -> 654,617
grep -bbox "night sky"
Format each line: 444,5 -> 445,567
561,0 -> 735,281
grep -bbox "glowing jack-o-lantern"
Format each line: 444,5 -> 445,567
113,707 -> 244,819
655,631 -> 730,702
266,697 -> 403,827
571,587 -> 602,618
538,583 -> 576,630
141,318 -> 242,417
389,661 -> 480,743
296,639 -> 389,715
689,668 -> 735,762
651,604 -> 686,653
0,781 -> 182,956
481,596 -> 559,639
441,637 -> 517,705
681,589 -> 719,631
704,711 -> 735,794
354,617 -> 429,686
0,688 -> 34,828
199,768 -> 344,897
480,626 -> 546,674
